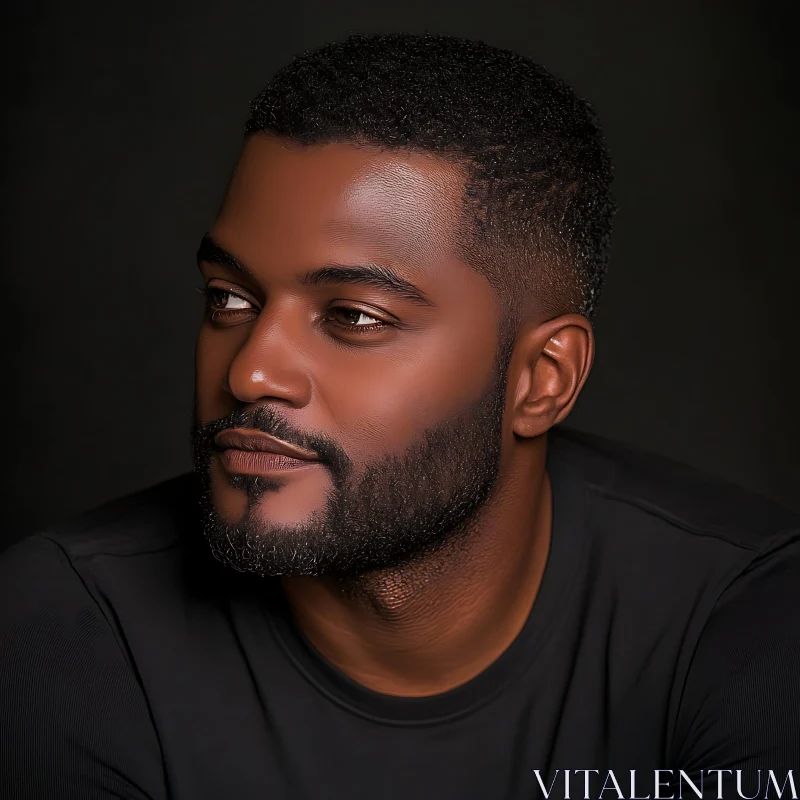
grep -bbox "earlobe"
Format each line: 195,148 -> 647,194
510,314 -> 594,439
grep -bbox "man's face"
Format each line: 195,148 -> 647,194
192,135 -> 514,578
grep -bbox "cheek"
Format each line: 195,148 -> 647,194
194,326 -> 238,422
326,327 -> 498,461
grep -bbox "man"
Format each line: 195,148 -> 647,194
1,32 -> 798,800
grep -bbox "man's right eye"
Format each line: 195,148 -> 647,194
205,288 -> 253,310
196,285 -> 257,323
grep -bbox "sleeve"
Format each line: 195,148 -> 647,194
670,540 -> 800,797
0,535 -> 167,800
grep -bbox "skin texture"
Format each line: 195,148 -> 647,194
194,133 -> 594,696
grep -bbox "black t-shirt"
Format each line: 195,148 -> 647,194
2,427 -> 799,800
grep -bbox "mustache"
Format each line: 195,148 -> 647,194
191,404 -> 351,473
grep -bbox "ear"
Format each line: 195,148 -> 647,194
509,314 -> 594,439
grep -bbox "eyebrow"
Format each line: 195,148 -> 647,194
197,234 -> 434,307
197,234 -> 254,278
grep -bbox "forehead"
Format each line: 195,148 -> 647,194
214,134 -> 467,274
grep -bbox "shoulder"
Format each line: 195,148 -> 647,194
549,428 -> 800,768
0,474 -> 199,798
33,471 -> 201,561
0,471 -> 202,688
0,530 -> 169,797
0,470 -> 204,657
550,426 -> 800,556
550,428 -> 800,716
0,533 -> 101,639
670,539 -> 800,768
0,533 -> 136,722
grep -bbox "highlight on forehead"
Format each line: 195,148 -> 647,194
320,215 -> 459,267
321,149 -> 468,255
228,134 -> 468,268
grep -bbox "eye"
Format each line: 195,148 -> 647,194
325,306 -> 389,334
203,287 -> 252,310
196,285 -> 257,324
217,291 -> 251,310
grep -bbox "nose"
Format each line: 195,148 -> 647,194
224,307 -> 312,407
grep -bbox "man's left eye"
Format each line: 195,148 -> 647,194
330,308 -> 382,326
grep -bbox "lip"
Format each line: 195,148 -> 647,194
219,449 -> 318,476
213,428 -> 319,462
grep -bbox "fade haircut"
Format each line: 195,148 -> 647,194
245,32 -> 616,329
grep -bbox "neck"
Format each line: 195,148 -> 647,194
280,438 -> 552,697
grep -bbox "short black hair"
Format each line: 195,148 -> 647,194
245,32 -> 615,326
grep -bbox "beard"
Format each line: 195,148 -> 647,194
191,334 -> 515,581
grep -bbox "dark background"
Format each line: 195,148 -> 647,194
2,1 -> 798,550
